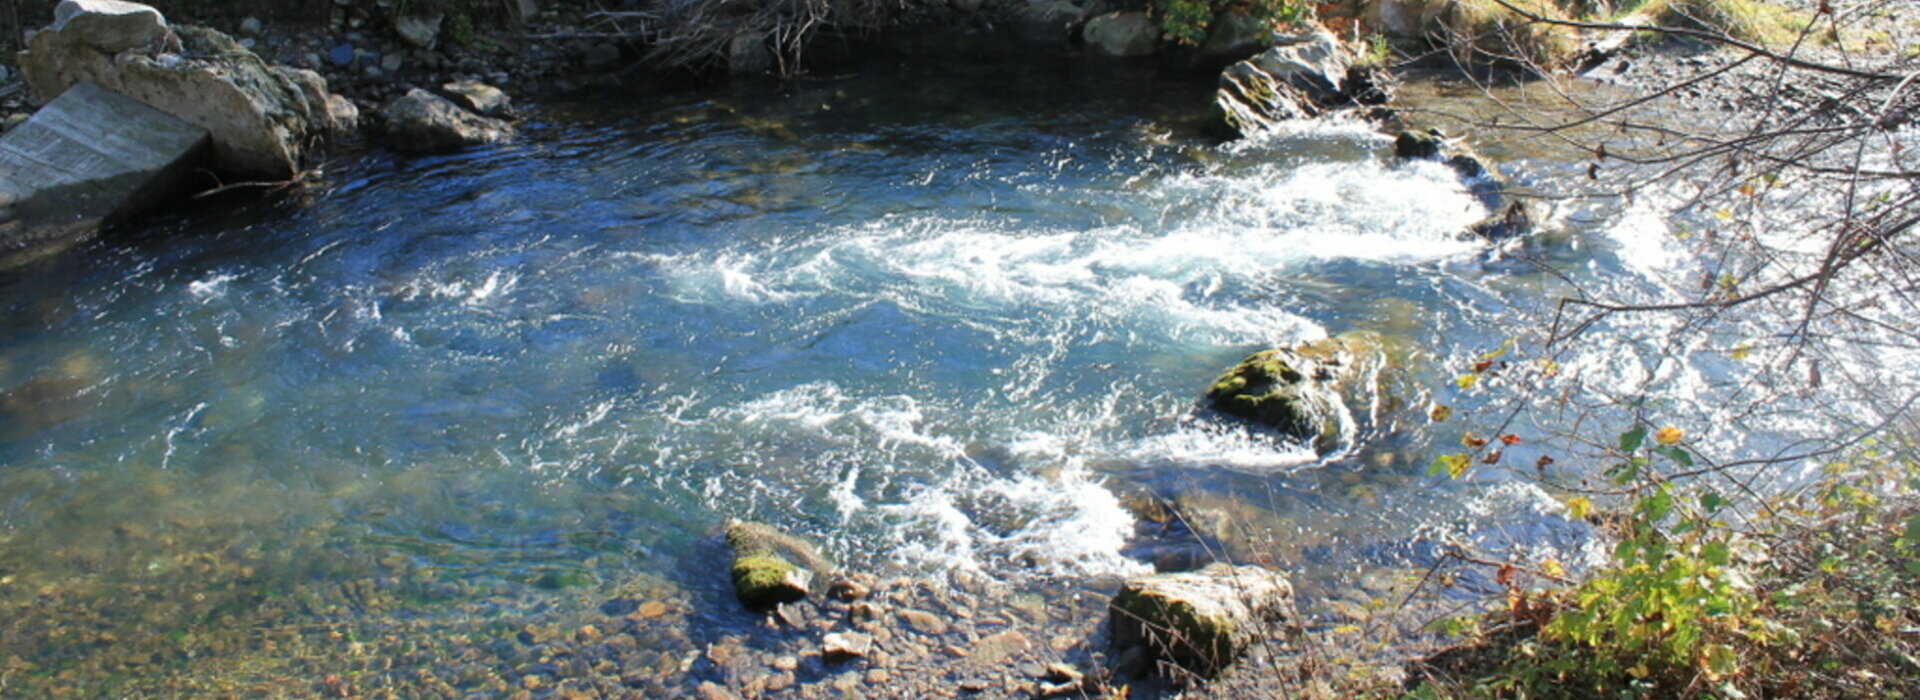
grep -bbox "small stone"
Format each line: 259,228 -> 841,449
828,578 -> 870,602
1041,663 -> 1082,683
574,625 -> 600,643
897,609 -> 949,636
958,678 -> 991,693
695,681 -> 738,700
381,52 -> 405,74
600,598 -> 640,616
393,13 -> 443,49
239,16 -> 264,36
822,632 -> 872,663
770,655 -> 799,671
638,601 -> 668,618
863,669 -> 890,685
849,602 -> 880,623
328,43 -> 357,67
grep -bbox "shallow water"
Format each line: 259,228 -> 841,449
1,37 -> 1859,695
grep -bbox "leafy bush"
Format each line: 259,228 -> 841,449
1154,0 -> 1314,45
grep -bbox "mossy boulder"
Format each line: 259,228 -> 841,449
1394,128 -> 1446,159
724,520 -> 831,610
1204,332 -> 1404,454
1109,563 -> 1293,678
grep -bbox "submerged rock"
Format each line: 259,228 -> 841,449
1109,562 -> 1293,678
1083,12 -> 1157,57
380,88 -> 513,153
1392,129 -> 1533,241
1203,332 -> 1403,454
20,5 -> 349,179
724,520 -> 829,610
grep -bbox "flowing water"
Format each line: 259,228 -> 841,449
2,37 -> 1877,696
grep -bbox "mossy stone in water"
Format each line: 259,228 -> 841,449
1204,348 -> 1343,452
1109,563 -> 1293,678
1394,128 -> 1446,159
724,520 -> 828,609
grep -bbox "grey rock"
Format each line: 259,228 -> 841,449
1203,333 -> 1402,454
328,43 -> 356,66
0,81 -> 208,266
1109,562 -> 1293,678
380,52 -> 404,74
439,80 -> 513,119
1197,11 -> 1268,65
49,0 -> 169,54
1394,128 -> 1444,159
1212,27 -> 1354,135
821,632 -> 872,662
726,33 -> 768,75
724,520 -> 829,609
392,14 -> 442,49
21,24 -> 345,178
1011,0 -> 1083,41
380,88 -> 512,152
238,16 -> 263,37
1083,12 -> 1157,57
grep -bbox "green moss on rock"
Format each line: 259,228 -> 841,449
1202,332 -> 1408,454
1108,563 -> 1293,678
723,520 -> 829,609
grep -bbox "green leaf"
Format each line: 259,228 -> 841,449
1903,515 -> 1920,546
1619,426 -> 1649,453
1429,453 -> 1472,479
1700,492 -> 1730,513
1657,446 -> 1695,468
1641,488 -> 1674,522
1702,540 -> 1731,566
1905,561 -> 1920,576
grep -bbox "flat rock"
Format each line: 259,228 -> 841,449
821,632 -> 872,662
440,80 -> 513,119
0,81 -> 207,266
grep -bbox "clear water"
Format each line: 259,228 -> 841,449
0,39 -> 1812,693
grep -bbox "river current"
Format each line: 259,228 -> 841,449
0,37 -> 1834,695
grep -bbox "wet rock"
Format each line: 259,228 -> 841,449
897,609 -> 950,636
1204,332 -> 1402,454
380,88 -> 513,153
696,681 -> 739,700
958,678 -> 991,693
439,80 -> 513,119
1083,12 -> 1157,57
20,17 -> 348,178
827,576 -> 870,602
380,53 -> 404,74
1393,128 -> 1444,159
821,632 -> 872,662
1213,26 -> 1355,134
1468,201 -> 1533,242
725,520 -> 828,609
393,13 -> 443,49
1108,562 -> 1293,678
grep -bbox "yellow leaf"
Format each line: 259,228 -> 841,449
1455,373 -> 1480,390
1655,426 -> 1683,446
1539,359 -> 1560,377
1566,496 -> 1593,520
1729,344 -> 1751,361
1542,559 -> 1566,578
1445,454 -> 1471,479
1715,209 -> 1732,220
1429,404 -> 1453,422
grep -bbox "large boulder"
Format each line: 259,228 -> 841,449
725,520 -> 831,609
1012,0 -> 1085,41
1203,332 -> 1405,454
380,88 -> 513,153
1083,12 -> 1158,57
1212,27 -> 1359,135
0,81 -> 207,266
1109,563 -> 1293,678
19,5 -> 348,179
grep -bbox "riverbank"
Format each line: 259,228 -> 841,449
1,1 -> 1914,698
